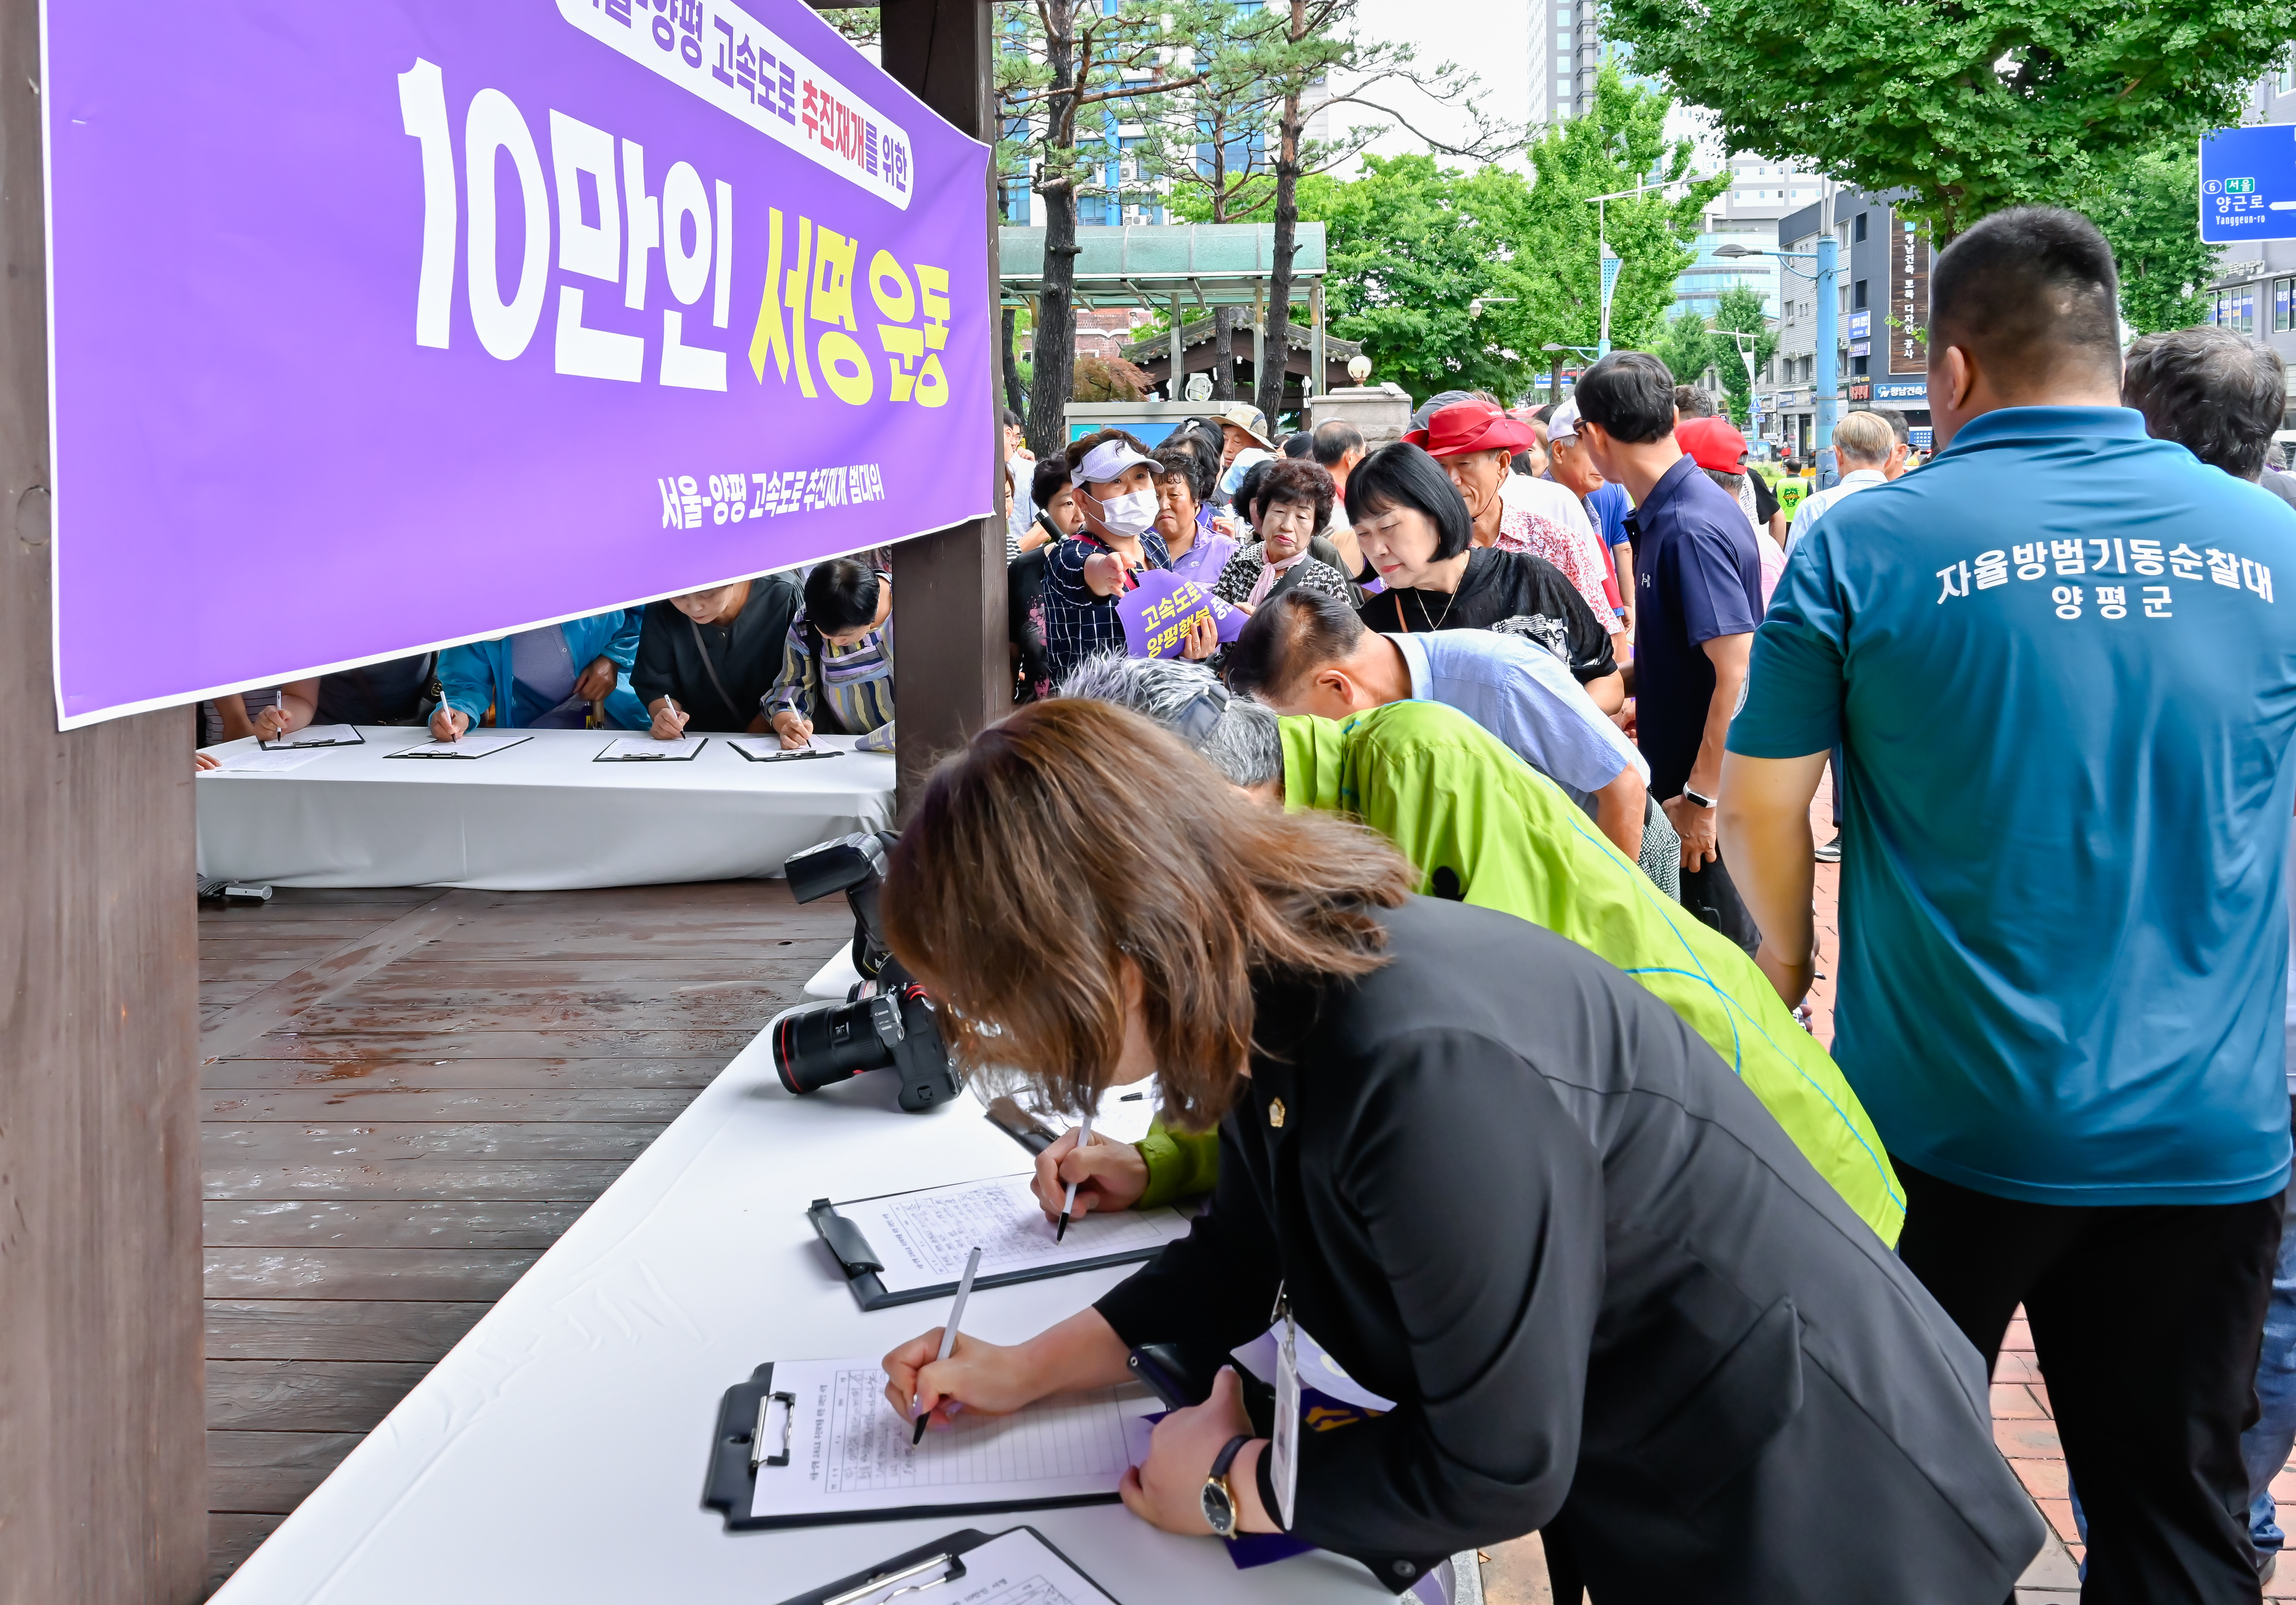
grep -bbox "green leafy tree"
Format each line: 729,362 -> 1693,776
1146,2 -> 1514,421
1651,309 -> 1716,391
1514,68 -> 1726,364
2080,146 -> 2222,334
993,2 -> 1214,455
1295,155 -> 1543,404
1708,284 -> 1778,426
1600,0 -> 2296,242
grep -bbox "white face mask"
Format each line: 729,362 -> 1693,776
1086,486 -> 1160,538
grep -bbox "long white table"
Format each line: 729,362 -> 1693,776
208,1028 -> 1443,1605
195,729 -> 894,891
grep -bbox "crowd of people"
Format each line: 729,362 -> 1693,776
870,205 -> 2296,1605
195,552 -> 901,758
195,198 -> 2296,1602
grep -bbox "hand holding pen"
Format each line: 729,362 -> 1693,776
912,1245 -> 981,1445
1056,1112 -> 1095,1243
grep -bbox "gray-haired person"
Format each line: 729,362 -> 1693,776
1055,655 -> 1283,798
2125,325 -> 2296,511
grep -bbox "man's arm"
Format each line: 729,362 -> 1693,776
1660,631 -> 1751,872
1717,750 -> 1829,1006
1592,763 -> 1646,860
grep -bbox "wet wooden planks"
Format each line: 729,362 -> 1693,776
201,879 -> 848,1594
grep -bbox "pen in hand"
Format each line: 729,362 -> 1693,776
913,1244 -> 981,1446
1057,1112 -> 1094,1243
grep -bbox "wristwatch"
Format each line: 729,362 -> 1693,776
1681,785 -> 1718,810
1200,1434 -> 1256,1538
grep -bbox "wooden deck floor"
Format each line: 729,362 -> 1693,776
198,880 -> 850,1595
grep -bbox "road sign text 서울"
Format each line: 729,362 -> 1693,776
2200,124 -> 2296,242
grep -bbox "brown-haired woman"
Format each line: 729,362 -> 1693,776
878,700 -> 2043,1601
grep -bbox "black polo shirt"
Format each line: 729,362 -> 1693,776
628,575 -> 801,731
1629,454 -> 1763,798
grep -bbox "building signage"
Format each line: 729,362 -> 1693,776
1884,215 -> 1930,375
1848,379 -> 1872,402
2200,124 -> 2296,243
1847,310 -> 1871,341
1873,378 -> 1929,404
41,0 -> 992,727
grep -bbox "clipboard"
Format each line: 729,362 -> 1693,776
703,1364 -> 1134,1533
385,733 -> 534,760
593,736 -> 709,762
768,1525 -> 1123,1605
729,737 -> 844,763
258,724 -> 366,750
807,1176 -> 1190,1310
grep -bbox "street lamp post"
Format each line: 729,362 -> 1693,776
1584,174 -> 1716,361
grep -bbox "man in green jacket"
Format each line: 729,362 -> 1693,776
1049,655 -> 1904,1245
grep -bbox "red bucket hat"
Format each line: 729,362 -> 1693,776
1678,415 -> 1750,473
1402,398 -> 1536,458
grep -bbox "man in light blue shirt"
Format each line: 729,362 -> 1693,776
1781,409 -> 1901,562
1720,206 -> 2296,1599
1226,587 -> 1679,892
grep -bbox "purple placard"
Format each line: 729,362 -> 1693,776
1117,570 -> 1246,659
42,0 -> 992,727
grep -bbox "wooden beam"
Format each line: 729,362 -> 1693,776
883,0 -> 1005,812
0,0 -> 208,1597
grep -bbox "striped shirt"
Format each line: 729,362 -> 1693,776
766,614 -> 896,752
1040,529 -> 1173,684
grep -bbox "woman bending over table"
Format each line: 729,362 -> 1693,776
877,699 -> 2042,1602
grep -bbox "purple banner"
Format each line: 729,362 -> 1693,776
1117,571 -> 1244,659
43,0 -> 993,726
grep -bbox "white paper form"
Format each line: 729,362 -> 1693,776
750,1358 -> 1159,1521
835,1174 -> 1190,1295
204,748 -> 332,774
385,733 -> 534,759
596,735 -> 707,760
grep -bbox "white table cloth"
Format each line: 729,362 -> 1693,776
208,1029 -> 1437,1605
195,729 -> 894,890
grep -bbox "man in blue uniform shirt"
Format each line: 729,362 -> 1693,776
1721,206 -> 2296,1603
1576,350 -> 1767,950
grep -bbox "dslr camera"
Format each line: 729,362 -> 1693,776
771,831 -> 959,1113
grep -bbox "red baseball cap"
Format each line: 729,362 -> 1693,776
1402,398 -> 1536,458
1678,415 -> 1749,473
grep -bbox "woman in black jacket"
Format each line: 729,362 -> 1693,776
879,699 -> 2043,1602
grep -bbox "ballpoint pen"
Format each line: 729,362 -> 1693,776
913,1245 -> 981,1446
1056,1113 -> 1094,1243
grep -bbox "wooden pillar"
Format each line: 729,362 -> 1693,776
1309,280 -> 1325,411
0,0 -> 207,1597
1169,293 -> 1182,401
1251,284 -> 1266,402
882,0 -> 1006,810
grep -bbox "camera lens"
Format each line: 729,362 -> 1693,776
773,999 -> 892,1094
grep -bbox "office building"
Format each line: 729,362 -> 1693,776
1765,186 -> 1933,460
2200,62 -> 2296,423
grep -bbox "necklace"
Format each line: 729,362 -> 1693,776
1409,585 -> 1455,633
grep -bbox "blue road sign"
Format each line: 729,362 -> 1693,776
2200,124 -> 2296,242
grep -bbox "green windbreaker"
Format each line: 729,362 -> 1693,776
1137,701 -> 1904,1246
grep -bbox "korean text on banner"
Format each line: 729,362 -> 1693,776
41,0 -> 992,727
1117,572 -> 1245,660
